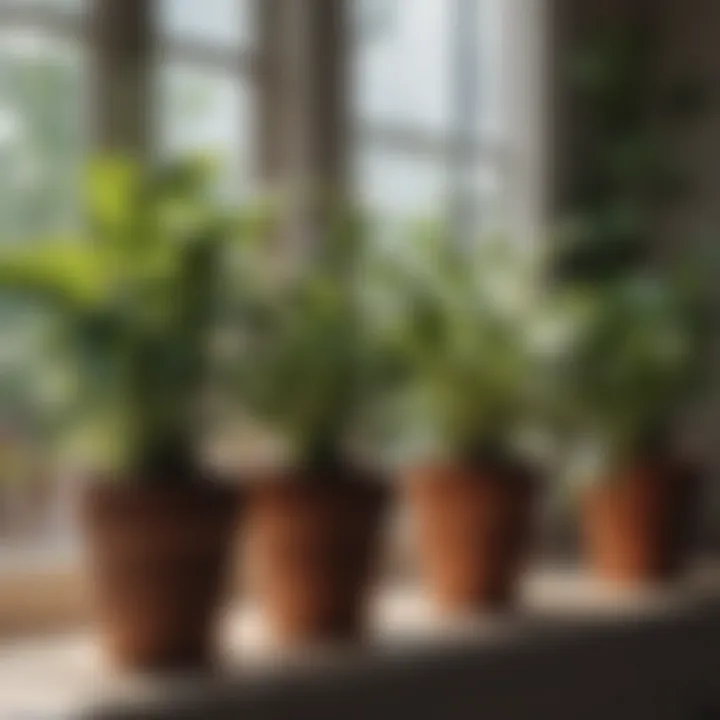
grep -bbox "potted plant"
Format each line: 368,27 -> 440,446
0,156 -> 255,669
235,210 -> 388,644
553,267 -> 714,586
374,228 -> 557,612
551,15 -> 713,587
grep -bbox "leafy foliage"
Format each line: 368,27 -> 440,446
232,209 -> 389,472
0,155 -> 259,480
551,258 -> 716,485
550,16 -> 714,485
367,225 -> 561,468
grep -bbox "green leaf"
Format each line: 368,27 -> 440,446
0,239 -> 108,309
86,156 -> 142,237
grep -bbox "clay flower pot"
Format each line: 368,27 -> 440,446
82,482 -> 241,670
408,462 -> 536,613
246,470 -> 386,645
582,458 -> 699,586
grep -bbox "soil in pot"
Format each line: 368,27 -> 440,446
245,469 -> 387,645
408,461 -> 536,613
582,457 -> 700,586
82,481 -> 241,671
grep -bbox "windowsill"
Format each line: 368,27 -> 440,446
2,563 -> 720,718
0,547 -> 89,640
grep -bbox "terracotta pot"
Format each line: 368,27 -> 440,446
408,462 -> 536,613
246,471 -> 387,645
82,482 -> 241,670
582,457 -> 699,586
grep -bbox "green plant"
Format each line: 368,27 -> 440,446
368,225 -> 562,469
233,209 -> 387,473
549,15 -> 713,487
552,260 -> 715,485
0,155 -> 261,481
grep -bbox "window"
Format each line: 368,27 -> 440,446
355,0 -> 454,136
0,4 -> 86,242
155,0 -> 256,197
0,0 -> 88,559
160,0 -> 256,49
158,63 -> 254,196
356,148 -> 448,223
353,0 -> 547,241
354,0 -> 505,234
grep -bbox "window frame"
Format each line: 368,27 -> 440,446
351,0 -> 550,241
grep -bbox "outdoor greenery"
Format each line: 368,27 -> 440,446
556,17 -> 707,283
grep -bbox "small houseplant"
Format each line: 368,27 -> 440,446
552,15 -> 713,586
374,227 -> 557,612
0,156 -> 254,669
553,266 -> 714,586
234,209 -> 388,644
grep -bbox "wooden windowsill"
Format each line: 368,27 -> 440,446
2,563 -> 720,717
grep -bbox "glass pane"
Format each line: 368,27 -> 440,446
157,63 -> 254,198
477,0 -> 505,141
354,0 -> 451,134
354,0 -> 505,140
158,0 -> 255,48
467,163 -> 506,234
355,145 -> 448,224
0,29 -> 85,242
355,144 -> 507,240
0,30 -> 85,554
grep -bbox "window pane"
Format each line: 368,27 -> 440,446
465,163 -> 506,234
356,145 -> 507,240
0,28 -> 85,554
158,0 -> 255,48
157,63 -> 254,197
476,0 -> 505,141
354,0 -> 505,140
354,0 -> 451,134
0,29 -> 85,241
356,145 -> 447,223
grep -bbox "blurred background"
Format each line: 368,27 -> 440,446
0,0 -> 718,570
